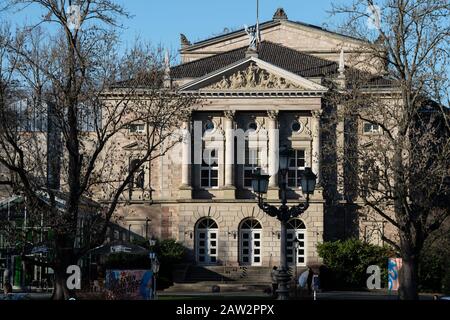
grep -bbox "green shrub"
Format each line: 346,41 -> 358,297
317,238 -> 393,290
419,234 -> 450,294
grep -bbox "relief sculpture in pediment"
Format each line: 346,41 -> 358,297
208,63 -> 302,90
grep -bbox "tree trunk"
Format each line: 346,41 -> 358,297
52,268 -> 71,300
399,250 -> 420,300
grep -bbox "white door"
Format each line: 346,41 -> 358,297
287,219 -> 307,266
240,230 -> 262,266
196,229 -> 218,264
196,218 -> 219,265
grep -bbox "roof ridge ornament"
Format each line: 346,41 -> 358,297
244,24 -> 259,57
273,8 -> 288,21
180,33 -> 191,48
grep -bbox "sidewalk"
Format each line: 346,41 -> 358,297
0,293 -> 53,300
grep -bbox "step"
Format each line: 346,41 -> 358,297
163,282 -> 271,293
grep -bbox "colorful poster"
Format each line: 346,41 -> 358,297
105,270 -> 154,300
388,258 -> 402,291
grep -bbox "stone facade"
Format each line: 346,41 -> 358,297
0,8 -> 398,270
107,9 -> 399,269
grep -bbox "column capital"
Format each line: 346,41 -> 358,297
311,110 -> 323,119
224,110 -> 236,120
267,110 -> 279,120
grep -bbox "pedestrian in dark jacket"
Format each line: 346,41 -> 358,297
3,282 -> 12,296
307,267 -> 314,296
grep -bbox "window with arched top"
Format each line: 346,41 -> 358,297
287,219 -> 306,230
240,219 -> 262,230
287,219 -> 307,266
197,218 -> 218,229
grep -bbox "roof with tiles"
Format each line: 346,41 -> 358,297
171,41 -> 394,88
172,41 -> 339,79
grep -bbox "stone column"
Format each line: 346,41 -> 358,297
311,110 -> 323,185
223,110 -> 236,199
267,110 -> 279,200
179,118 -> 192,199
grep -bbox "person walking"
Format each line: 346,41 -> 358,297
3,268 -> 10,287
3,282 -> 13,299
307,267 -> 314,296
271,266 -> 278,298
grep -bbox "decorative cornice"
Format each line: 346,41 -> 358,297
179,90 -> 325,98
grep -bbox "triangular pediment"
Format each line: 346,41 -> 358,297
178,57 -> 327,92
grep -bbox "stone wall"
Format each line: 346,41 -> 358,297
171,201 -> 324,267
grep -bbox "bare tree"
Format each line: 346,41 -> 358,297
0,0 -> 196,299
324,0 -> 450,300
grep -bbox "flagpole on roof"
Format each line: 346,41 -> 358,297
256,0 -> 260,48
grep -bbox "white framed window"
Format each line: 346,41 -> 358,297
363,122 -> 381,134
243,147 -> 261,188
287,150 -> 306,188
129,124 -> 145,134
201,149 -> 219,188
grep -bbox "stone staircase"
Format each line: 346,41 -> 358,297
163,265 -> 274,293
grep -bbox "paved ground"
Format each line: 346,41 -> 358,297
157,291 -> 439,300
0,293 -> 53,300
0,291 -> 443,300
315,291 -> 436,300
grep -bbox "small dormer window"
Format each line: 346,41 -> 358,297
363,122 -> 381,134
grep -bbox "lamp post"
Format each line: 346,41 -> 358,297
252,146 -> 317,300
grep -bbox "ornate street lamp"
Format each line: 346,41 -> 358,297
251,146 -> 317,300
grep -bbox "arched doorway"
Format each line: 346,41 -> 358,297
287,219 -> 307,266
195,218 -> 219,265
239,219 -> 262,266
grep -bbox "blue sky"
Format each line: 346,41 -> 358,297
2,1 -> 342,56
119,0 -> 340,51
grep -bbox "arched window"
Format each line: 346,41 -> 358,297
239,219 -> 262,266
286,219 -> 307,266
195,218 -> 219,265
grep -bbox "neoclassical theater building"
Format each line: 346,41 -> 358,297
118,8 -> 394,269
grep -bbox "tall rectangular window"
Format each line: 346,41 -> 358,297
201,149 -> 218,188
287,150 -> 305,188
129,159 -> 145,189
244,148 -> 261,188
